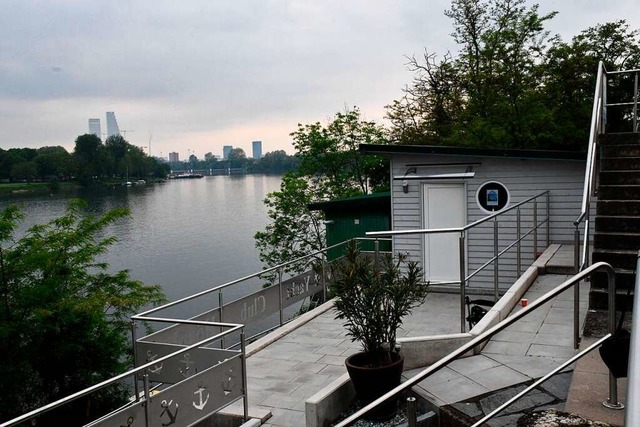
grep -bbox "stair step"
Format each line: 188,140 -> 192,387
596,200 -> 640,216
600,133 -> 640,146
591,268 -> 636,289
602,157 -> 640,171
594,231 -> 640,250
595,215 -> 640,232
589,287 -> 635,311
602,145 -> 640,158
597,185 -> 640,200
600,170 -> 640,185
592,248 -> 639,269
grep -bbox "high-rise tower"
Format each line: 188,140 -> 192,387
106,112 -> 120,137
88,118 -> 101,137
223,145 -> 233,160
252,140 -> 263,159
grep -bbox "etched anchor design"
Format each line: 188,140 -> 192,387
160,399 -> 179,426
222,368 -> 236,396
146,350 -> 163,374
179,353 -> 195,378
120,416 -> 134,427
192,386 -> 210,411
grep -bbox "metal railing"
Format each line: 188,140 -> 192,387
574,63 -> 640,275
0,322 -> 247,427
625,251 -> 640,426
368,191 -> 550,333
334,262 -> 621,426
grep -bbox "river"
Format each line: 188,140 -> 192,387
0,175 -> 283,310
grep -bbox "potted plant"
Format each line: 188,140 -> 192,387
330,240 -> 429,420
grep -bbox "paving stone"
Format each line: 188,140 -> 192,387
479,385 -> 555,416
466,365 -> 530,390
538,371 -> 572,400
448,355 -> 501,376
527,343 -> 576,358
485,413 -> 523,427
418,375 -> 490,405
450,401 -> 483,418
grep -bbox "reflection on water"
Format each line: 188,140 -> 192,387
0,175 -> 282,309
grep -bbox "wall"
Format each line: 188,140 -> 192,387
389,153 -> 594,292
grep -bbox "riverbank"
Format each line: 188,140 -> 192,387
0,181 -> 83,196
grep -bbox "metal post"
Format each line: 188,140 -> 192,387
533,198 -> 538,260
546,192 -> 550,246
131,320 -> 140,401
278,267 -> 284,326
573,227 -> 580,349
633,72 -> 638,132
603,266 -> 624,409
493,218 -> 499,303
219,291 -> 225,349
516,208 -> 521,277
322,255 -> 327,303
143,371 -> 150,427
459,232 -> 467,333
406,396 -> 417,427
374,238 -> 380,273
241,329 -> 249,422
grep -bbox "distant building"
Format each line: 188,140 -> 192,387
223,145 -> 233,160
88,118 -> 101,137
252,140 -> 263,159
169,152 -> 180,163
106,112 -> 120,137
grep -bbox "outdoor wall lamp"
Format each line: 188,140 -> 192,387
402,180 -> 409,193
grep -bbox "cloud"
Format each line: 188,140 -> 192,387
0,1 -> 638,156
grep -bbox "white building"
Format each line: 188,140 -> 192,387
88,118 -> 101,138
252,140 -> 263,159
223,145 -> 233,160
106,112 -> 120,137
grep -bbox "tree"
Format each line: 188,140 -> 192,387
105,135 -> 129,178
73,133 -> 105,184
228,148 -> 248,169
0,201 -> 166,424
255,107 -> 389,273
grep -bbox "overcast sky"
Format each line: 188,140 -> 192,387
1,1 -> 638,160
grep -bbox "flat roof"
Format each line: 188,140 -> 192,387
359,144 -> 587,161
308,192 -> 390,212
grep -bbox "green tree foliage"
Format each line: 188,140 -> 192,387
227,147 -> 248,169
386,0 -> 640,150
250,150 -> 300,173
255,108 -> 389,273
0,201 -> 166,424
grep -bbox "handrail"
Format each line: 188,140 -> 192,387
334,262 -> 619,426
625,250 -> 640,425
367,191 -> 548,237
367,191 -> 549,332
473,334 -> 611,426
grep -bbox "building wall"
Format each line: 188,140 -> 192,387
389,153 -> 595,292
88,118 -> 101,137
252,140 -> 262,159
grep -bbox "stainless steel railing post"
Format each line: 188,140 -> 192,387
516,207 -> 521,277
603,265 -> 624,409
494,217 -> 499,302
407,396 -> 417,427
459,232 -> 467,333
131,320 -> 140,401
633,72 -> 638,132
241,328 -> 249,422
574,227 -> 581,349
374,238 -> 380,272
533,198 -> 538,261
143,371 -> 150,427
546,192 -> 550,246
219,291 -> 225,349
278,267 -> 284,326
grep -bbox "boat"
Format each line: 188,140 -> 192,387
171,173 -> 204,179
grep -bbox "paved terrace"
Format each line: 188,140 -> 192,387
224,245 -> 626,426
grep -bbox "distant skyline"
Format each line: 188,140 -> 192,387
1,1 -> 638,158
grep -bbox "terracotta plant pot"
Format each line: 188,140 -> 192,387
345,351 -> 405,420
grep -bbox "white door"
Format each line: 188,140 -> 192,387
422,183 -> 466,282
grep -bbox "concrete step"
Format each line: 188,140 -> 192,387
602,144 -> 640,158
595,215 -> 640,232
592,248 -> 639,269
596,200 -> 640,216
588,286 -> 635,311
593,231 -> 640,250
599,170 -> 640,185
597,184 -> 640,200
601,157 -> 640,171
600,132 -> 640,146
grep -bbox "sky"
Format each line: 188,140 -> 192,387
0,1 -> 638,160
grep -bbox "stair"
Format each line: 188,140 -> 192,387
590,132 -> 640,311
